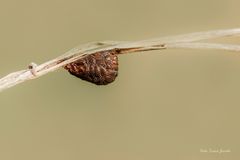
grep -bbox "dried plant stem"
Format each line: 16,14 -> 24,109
1,28 -> 240,92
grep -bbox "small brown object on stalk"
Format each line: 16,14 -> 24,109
64,50 -> 118,85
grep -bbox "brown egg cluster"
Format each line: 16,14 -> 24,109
64,50 -> 118,85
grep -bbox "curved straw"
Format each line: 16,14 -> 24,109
1,28 -> 240,92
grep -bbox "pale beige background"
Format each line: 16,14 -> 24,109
0,0 -> 239,160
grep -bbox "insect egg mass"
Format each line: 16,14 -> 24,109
64,50 -> 119,85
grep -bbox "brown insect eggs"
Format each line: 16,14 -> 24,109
64,50 -> 119,85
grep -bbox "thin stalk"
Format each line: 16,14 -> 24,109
1,28 -> 240,92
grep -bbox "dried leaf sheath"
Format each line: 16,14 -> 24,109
64,50 -> 118,85
1,28 -> 240,91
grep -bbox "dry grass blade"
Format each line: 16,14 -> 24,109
1,28 -> 240,92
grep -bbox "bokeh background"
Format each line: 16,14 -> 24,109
0,0 -> 239,159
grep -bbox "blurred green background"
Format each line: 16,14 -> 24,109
0,0 -> 239,159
